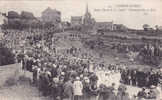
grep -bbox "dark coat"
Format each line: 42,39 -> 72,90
63,81 -> 73,98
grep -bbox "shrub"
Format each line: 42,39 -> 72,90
0,44 -> 15,66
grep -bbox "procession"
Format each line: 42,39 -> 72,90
1,15 -> 162,100
1,18 -> 162,100
18,42 -> 162,100
7,26 -> 160,100
1,1 -> 162,100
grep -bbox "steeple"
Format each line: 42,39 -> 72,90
84,3 -> 93,26
85,3 -> 91,17
86,3 -> 89,13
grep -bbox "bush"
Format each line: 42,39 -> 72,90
0,44 -> 15,66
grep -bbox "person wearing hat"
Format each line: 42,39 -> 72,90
73,77 -> 83,100
148,88 -> 157,99
26,56 -> 34,72
89,74 -> 99,100
83,68 -> 89,77
110,83 -> 116,92
116,85 -> 130,100
51,63 -> 58,78
41,70 -> 51,96
51,77 -> 62,100
32,65 -> 38,85
156,83 -> 162,100
82,77 -> 90,100
137,87 -> 147,99
63,78 -> 74,100
119,86 -> 130,100
107,89 -> 116,100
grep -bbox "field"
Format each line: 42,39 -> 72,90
84,30 -> 162,69
0,64 -> 50,100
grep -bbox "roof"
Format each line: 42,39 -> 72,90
42,7 -> 61,15
94,22 -> 113,28
71,16 -> 82,20
96,21 -> 113,24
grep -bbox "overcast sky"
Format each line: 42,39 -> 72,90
0,0 -> 162,29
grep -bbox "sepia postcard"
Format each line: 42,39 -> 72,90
0,0 -> 162,100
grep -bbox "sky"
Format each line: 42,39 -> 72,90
0,0 -> 162,29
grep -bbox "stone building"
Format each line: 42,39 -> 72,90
41,7 -> 61,24
71,16 -> 82,26
83,4 -> 95,26
113,24 -> 128,31
94,21 -> 114,31
158,26 -> 162,31
82,4 -> 95,33
71,16 -> 82,30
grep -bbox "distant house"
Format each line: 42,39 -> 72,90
70,16 -> 82,30
7,11 -> 20,19
21,11 -> 35,20
158,26 -> 162,31
94,21 -> 114,31
71,16 -> 82,27
41,7 -> 61,25
113,24 -> 128,31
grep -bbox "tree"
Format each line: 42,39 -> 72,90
143,24 -> 150,31
0,43 -> 15,66
155,25 -> 159,31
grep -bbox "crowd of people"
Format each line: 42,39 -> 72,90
20,51 -> 162,100
1,29 -> 162,100
120,67 -> 161,88
18,43 -> 162,100
139,43 -> 162,66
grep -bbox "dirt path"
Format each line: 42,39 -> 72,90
0,70 -> 51,100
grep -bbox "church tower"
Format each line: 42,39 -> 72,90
82,3 -> 95,33
83,3 -> 92,26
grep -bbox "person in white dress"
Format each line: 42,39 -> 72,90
156,84 -> 162,100
73,77 -> 83,100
